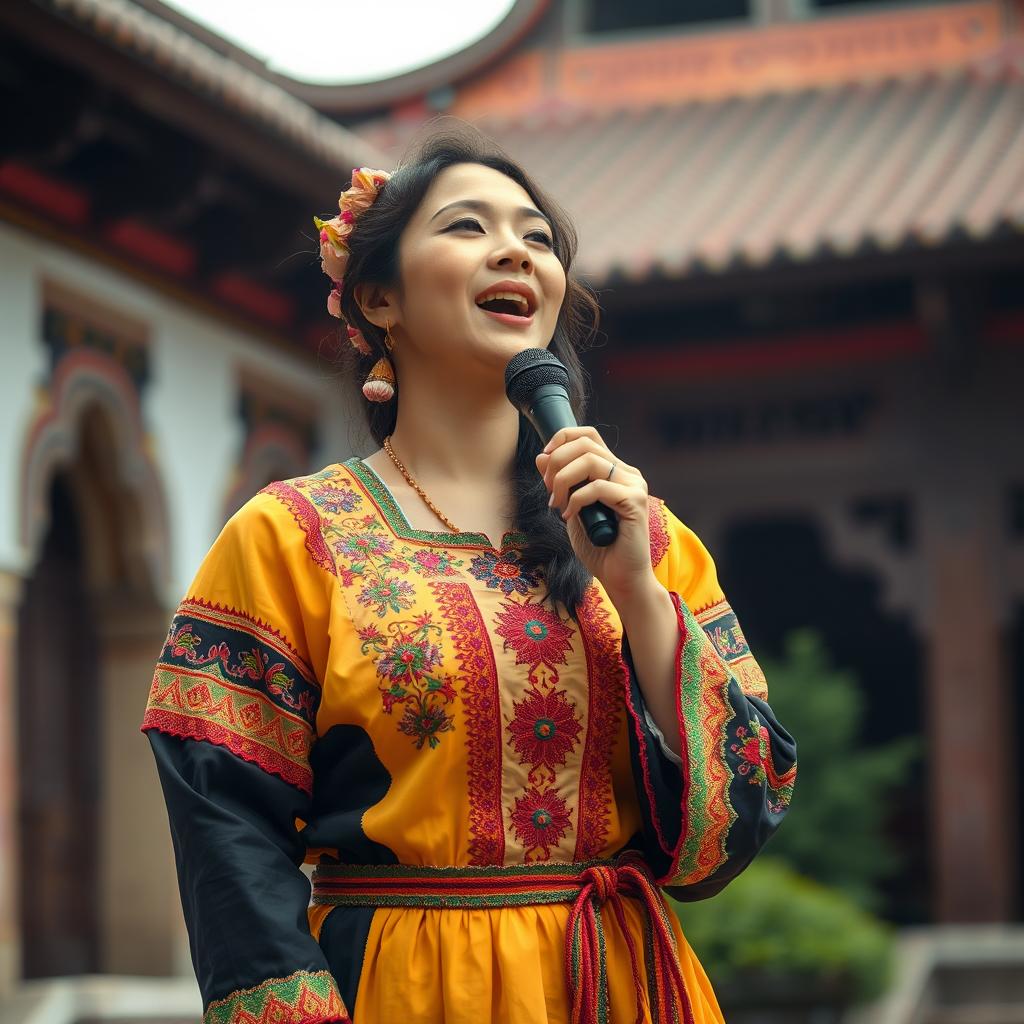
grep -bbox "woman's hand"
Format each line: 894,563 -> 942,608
535,426 -> 659,603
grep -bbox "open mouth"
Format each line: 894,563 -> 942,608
474,287 -> 537,321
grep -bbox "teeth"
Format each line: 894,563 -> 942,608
476,290 -> 531,312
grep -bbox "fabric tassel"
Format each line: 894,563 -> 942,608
362,357 -> 396,402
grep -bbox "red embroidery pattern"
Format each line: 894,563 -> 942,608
681,639 -> 734,883
507,686 -> 582,771
494,597 -> 575,667
648,495 -> 670,570
143,672 -> 314,793
731,715 -> 797,814
260,481 -> 336,577
573,585 -> 627,860
494,596 -> 581,861
509,787 -> 573,857
433,581 -> 505,865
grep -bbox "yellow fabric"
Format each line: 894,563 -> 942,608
177,458 -> 735,1023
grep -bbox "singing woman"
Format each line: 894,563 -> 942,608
141,124 -> 797,1024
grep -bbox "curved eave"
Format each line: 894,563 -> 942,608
269,0 -> 551,113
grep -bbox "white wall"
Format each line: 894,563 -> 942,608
0,219 -> 362,605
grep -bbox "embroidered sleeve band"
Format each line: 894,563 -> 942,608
204,970 -> 350,1024
141,599 -> 321,793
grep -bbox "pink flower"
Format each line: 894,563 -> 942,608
327,283 -> 342,318
347,324 -> 372,356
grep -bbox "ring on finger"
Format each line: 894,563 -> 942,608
606,459 -> 617,481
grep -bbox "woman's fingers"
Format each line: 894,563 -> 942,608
560,478 -> 640,522
547,450 -> 638,510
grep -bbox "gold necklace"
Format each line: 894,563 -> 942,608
382,435 -> 461,534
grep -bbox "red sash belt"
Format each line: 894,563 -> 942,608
312,850 -> 694,1024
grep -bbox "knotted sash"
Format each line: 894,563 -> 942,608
312,851 -> 694,1024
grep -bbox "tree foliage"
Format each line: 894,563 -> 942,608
756,628 -> 920,911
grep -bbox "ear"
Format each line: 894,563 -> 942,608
353,282 -> 399,330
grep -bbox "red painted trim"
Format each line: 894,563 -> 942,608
212,272 -> 294,327
604,321 -> 928,381
985,310 -> 1024,346
0,162 -> 89,224
105,218 -> 196,276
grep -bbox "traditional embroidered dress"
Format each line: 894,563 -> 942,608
141,457 -> 796,1024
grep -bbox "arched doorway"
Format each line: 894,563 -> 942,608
17,469 -> 101,977
16,401 -> 176,977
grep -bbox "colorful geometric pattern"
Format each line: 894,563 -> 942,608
142,599 -> 320,793
694,597 -> 769,700
203,970 -> 349,1024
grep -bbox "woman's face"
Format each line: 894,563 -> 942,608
387,162 -> 567,379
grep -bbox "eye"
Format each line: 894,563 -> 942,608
446,217 -> 484,232
445,218 -> 553,248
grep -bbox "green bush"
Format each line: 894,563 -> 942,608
755,629 -> 920,912
670,858 -> 894,1003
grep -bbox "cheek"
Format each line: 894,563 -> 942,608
402,241 -> 475,320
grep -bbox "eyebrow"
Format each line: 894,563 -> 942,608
429,199 -> 552,228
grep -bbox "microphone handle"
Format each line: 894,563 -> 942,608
524,386 -> 618,547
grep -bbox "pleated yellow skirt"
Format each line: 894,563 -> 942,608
309,899 -> 724,1024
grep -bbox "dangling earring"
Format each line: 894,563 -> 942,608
362,319 -> 396,402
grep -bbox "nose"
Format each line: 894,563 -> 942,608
490,232 -> 532,272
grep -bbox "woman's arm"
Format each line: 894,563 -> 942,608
618,500 -> 797,899
141,493 -> 349,1024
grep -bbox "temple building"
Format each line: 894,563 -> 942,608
0,0 -> 1021,1015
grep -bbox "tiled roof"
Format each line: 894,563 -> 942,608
363,59 -> 1024,284
42,0 -> 387,171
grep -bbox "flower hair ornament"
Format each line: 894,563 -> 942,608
314,166 -> 396,402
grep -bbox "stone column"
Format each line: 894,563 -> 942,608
96,597 -> 185,976
921,488 -> 1013,921
0,571 -> 24,995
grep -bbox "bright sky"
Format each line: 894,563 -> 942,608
161,0 -> 517,84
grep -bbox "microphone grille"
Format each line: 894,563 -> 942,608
504,348 -> 571,409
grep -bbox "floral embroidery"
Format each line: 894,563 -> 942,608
308,483 -> 360,515
494,595 -> 580,860
334,530 -> 394,560
469,549 -> 539,595
494,598 -> 575,668
357,576 -> 416,618
507,687 -> 582,771
359,615 -> 457,749
731,714 -> 797,814
510,787 -> 573,857
409,548 -> 464,578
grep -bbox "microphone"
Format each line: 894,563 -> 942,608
504,348 -> 618,547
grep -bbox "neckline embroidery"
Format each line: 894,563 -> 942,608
343,457 -> 528,553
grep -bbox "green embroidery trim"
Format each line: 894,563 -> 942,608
673,597 -> 737,882
203,969 -> 347,1024
344,457 -> 528,551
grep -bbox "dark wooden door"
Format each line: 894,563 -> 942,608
17,472 -> 101,977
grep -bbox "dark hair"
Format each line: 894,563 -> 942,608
334,121 -> 601,621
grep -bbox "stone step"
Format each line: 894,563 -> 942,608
923,1006 -> 1024,1024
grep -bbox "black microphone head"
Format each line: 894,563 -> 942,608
504,348 -> 571,411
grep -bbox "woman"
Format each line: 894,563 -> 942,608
141,126 -> 797,1024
